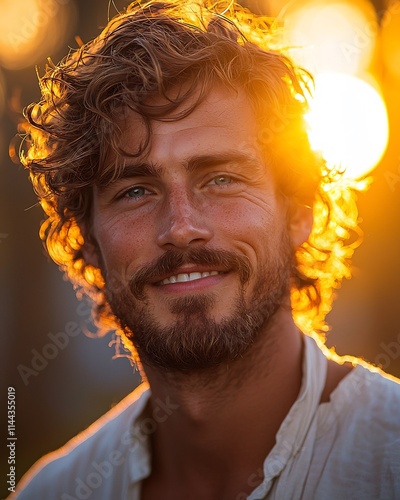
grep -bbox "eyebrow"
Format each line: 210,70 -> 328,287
185,151 -> 259,172
115,162 -> 161,179
99,150 -> 261,189
97,162 -> 161,191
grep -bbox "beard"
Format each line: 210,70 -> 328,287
104,240 -> 293,373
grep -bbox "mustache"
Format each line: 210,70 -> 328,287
129,247 -> 251,300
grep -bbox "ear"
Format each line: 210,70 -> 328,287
81,240 -> 101,268
288,204 -> 313,248
80,226 -> 101,269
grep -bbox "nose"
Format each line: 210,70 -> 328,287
156,188 -> 213,249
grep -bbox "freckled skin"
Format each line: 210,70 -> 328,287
90,87 -> 292,327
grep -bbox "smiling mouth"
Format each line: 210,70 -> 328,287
159,271 -> 221,285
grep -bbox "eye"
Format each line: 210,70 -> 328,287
124,186 -> 149,198
210,175 -> 233,186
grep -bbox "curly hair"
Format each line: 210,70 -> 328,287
20,0 -> 363,348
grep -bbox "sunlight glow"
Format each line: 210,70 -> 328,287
306,73 -> 389,179
285,0 -> 377,76
381,1 -> 400,80
0,0 -> 76,70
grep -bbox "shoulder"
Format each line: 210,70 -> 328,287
321,361 -> 400,458
336,361 -> 400,417
312,363 -> 400,496
10,384 -> 150,500
310,332 -> 400,426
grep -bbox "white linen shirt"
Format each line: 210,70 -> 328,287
11,336 -> 400,500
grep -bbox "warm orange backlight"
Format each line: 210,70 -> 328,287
306,73 -> 389,179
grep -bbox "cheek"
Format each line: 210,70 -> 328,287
94,215 -> 156,278
213,199 -> 288,270
211,196 -> 280,241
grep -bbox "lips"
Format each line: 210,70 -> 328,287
159,270 -> 221,285
129,247 -> 251,300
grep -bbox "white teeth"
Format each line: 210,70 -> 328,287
161,271 -> 220,285
177,273 -> 189,282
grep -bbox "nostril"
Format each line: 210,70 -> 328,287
156,215 -> 213,249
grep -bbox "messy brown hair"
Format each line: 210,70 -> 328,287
20,0 -> 362,345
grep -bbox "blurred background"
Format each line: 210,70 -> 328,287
1,0 -> 400,496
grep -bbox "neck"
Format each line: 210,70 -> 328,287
140,305 -> 304,499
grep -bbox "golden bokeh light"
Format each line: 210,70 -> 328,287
306,72 -> 389,179
381,1 -> 400,80
0,0 -> 77,70
285,0 -> 378,76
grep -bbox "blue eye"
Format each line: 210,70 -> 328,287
125,186 -> 147,198
213,176 -> 232,185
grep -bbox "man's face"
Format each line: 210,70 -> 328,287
88,86 -> 301,372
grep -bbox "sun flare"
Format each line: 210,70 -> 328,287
306,73 -> 389,179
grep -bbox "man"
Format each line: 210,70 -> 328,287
12,1 -> 400,499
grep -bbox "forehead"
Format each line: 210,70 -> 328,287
117,86 -> 262,163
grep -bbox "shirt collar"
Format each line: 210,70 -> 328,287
249,335 -> 328,499
126,384 -> 152,483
